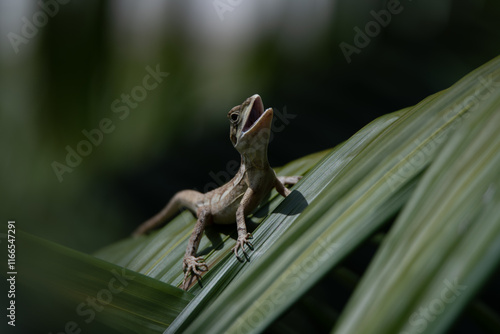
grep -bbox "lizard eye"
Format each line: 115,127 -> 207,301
230,113 -> 239,123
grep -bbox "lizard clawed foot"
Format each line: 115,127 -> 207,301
232,233 -> 254,262
182,256 -> 208,290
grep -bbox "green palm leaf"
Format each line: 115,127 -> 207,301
16,231 -> 191,333
18,55 -> 500,334
169,57 -> 500,334
333,80 -> 500,334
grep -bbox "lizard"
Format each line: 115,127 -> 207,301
132,94 -> 301,290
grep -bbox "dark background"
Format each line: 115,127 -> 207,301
1,0 -> 499,253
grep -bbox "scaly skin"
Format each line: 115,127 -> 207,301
133,94 -> 301,290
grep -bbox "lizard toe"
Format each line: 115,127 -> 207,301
182,256 -> 208,289
232,233 -> 254,262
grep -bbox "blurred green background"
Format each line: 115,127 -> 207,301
1,0 -> 499,253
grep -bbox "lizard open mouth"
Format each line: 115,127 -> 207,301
242,95 -> 265,133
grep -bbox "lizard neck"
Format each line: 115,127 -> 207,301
236,121 -> 272,170
240,146 -> 269,170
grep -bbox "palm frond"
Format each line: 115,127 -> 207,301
21,55 -> 500,334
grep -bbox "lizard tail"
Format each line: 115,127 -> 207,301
132,190 -> 203,236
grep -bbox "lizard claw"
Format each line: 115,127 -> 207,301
232,233 -> 253,262
182,256 -> 208,290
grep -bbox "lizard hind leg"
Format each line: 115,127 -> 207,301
275,175 -> 302,198
132,189 -> 203,236
277,175 -> 302,186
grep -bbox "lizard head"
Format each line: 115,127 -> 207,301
227,94 -> 273,154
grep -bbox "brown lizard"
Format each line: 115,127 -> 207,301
132,94 -> 301,290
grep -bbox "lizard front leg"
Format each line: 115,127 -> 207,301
232,188 -> 255,262
182,207 -> 212,290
